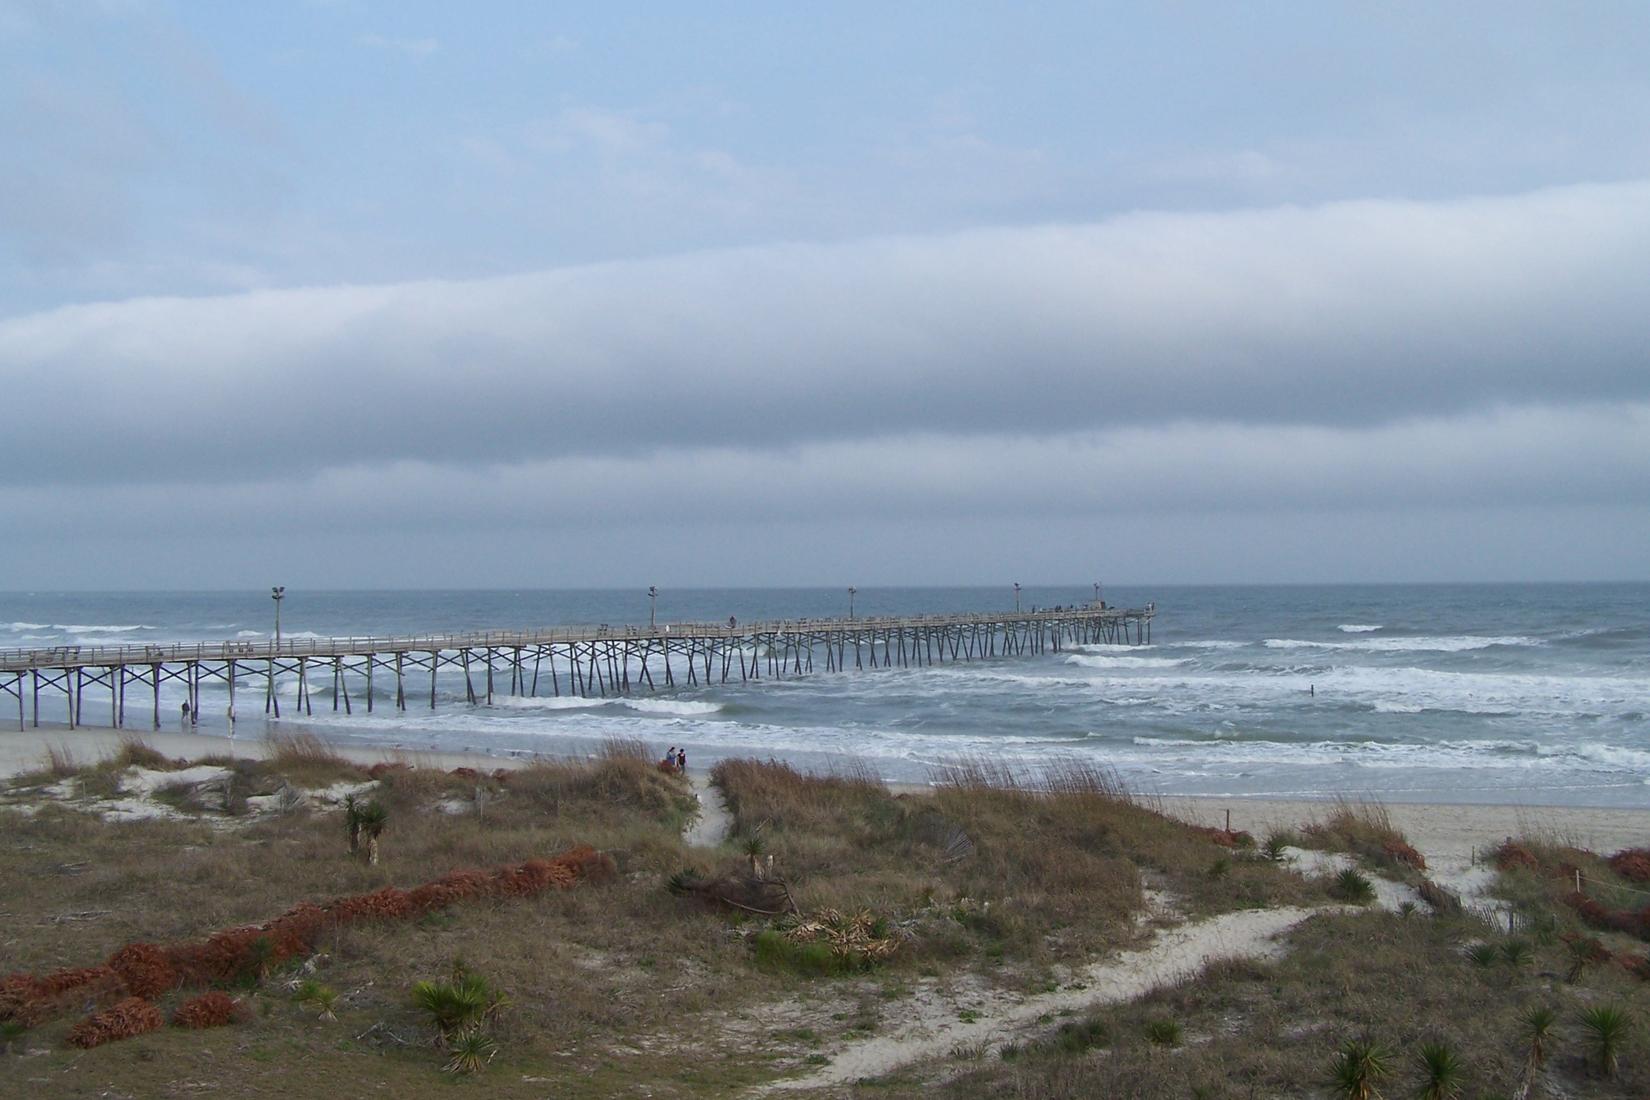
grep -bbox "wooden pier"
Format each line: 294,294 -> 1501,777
0,604 -> 1154,731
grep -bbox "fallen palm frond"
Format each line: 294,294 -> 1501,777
778,907 -> 903,963
668,869 -> 799,916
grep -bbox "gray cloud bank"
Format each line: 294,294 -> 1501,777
3,180 -> 1649,583
4,180 -> 1649,487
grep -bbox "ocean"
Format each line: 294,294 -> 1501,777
2,584 -> 1645,808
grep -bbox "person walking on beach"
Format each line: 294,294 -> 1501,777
663,745 -> 677,770
181,701 -> 191,730
676,747 -> 687,773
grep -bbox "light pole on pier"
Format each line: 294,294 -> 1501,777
648,586 -> 658,629
848,586 -> 857,620
271,586 -> 285,649
1013,582 -> 1021,613
1093,581 -> 1101,607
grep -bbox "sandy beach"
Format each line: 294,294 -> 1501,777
0,722 -> 527,780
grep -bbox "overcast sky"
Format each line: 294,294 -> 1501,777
2,1 -> 1648,588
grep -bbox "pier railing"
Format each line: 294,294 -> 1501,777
0,606 -> 1151,672
0,604 -> 1155,729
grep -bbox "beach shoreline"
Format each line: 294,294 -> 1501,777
6,721 -> 1645,868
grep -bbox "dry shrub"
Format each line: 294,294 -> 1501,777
265,901 -> 329,959
1495,842 -> 1540,872
332,886 -> 414,923
172,990 -> 245,1028
1381,838 -> 1427,870
165,929 -> 264,987
107,737 -> 182,772
66,996 -> 164,1048
42,743 -> 80,778
1618,952 -> 1650,981
1192,826 -> 1255,848
0,967 -> 128,1027
509,753 -> 696,829
1608,848 -> 1650,883
713,756 -> 891,837
106,942 -> 176,999
13,843 -> 615,1045
1302,797 -> 1425,871
264,732 -> 365,785
1565,891 -> 1650,940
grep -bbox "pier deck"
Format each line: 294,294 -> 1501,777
0,604 -> 1154,731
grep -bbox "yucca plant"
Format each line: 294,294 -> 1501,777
412,972 -> 497,1038
1416,1041 -> 1464,1100
1520,1005 -> 1557,1069
1466,943 -> 1499,968
1578,1003 -> 1632,1078
354,800 -> 388,865
292,979 -> 339,1021
343,793 -> 362,854
1565,935 -> 1607,983
1328,1037 -> 1388,1100
444,1028 -> 498,1074
1332,868 -> 1377,905
741,826 -> 767,878
1500,939 -> 1533,967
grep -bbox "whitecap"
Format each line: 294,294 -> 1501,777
1264,635 -> 1543,653
59,623 -> 154,633
1065,654 -> 1189,670
1339,624 -> 1383,633
625,698 -> 724,717
487,695 -> 616,712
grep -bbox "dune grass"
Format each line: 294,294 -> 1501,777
1296,795 -> 1429,875
937,908 -> 1648,1100
710,755 -> 1323,972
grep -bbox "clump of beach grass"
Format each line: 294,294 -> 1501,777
263,731 -> 366,787
1301,796 -> 1426,874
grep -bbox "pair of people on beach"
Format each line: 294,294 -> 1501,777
662,745 -> 687,773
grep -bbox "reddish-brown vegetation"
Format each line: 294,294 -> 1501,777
66,996 -> 164,1048
1564,891 -> 1650,940
1493,841 -> 1540,872
0,966 -> 128,1027
172,991 -> 245,1029
1381,838 -> 1427,871
107,942 -> 176,999
3,845 -> 613,1039
1618,952 -> 1650,981
1608,848 -> 1650,883
1192,826 -> 1255,848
